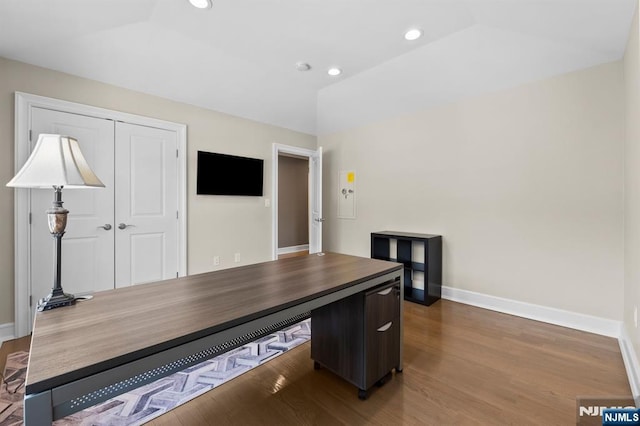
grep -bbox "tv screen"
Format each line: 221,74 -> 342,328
197,151 -> 264,196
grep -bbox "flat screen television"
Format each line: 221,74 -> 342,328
196,151 -> 264,196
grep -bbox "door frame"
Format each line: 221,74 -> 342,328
271,144 -> 322,260
13,92 -> 188,338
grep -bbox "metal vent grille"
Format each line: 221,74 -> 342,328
58,312 -> 310,417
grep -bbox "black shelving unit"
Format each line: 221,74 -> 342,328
371,231 -> 442,306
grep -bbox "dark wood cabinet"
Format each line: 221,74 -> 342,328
311,280 -> 401,399
371,231 -> 442,306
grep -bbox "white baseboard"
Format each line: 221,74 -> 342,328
441,285 -> 622,338
0,323 -> 15,345
442,285 -> 640,401
619,326 -> 640,406
277,244 -> 309,255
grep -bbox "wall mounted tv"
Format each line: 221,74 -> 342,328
196,151 -> 264,196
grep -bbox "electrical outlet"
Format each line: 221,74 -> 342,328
264,198 -> 271,207
234,253 -> 241,263
214,256 -> 220,266
635,306 -> 638,328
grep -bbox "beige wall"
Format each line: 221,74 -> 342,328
278,156 -> 309,248
624,1 -> 640,375
320,61 -> 625,320
0,55 -> 630,326
0,57 -> 316,325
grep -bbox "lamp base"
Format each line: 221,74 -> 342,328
37,291 -> 76,311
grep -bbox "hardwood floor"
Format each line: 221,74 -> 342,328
2,300 -> 631,425
278,250 -> 309,259
150,300 -> 631,425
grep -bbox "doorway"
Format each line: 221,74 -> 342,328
277,154 -> 309,258
271,144 -> 323,260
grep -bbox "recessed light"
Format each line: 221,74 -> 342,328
296,62 -> 311,71
404,28 -> 422,41
327,67 -> 342,76
189,0 -> 212,9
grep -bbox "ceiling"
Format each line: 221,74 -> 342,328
0,0 -> 636,136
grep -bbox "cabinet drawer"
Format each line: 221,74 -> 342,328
311,279 -> 401,394
365,306 -> 400,389
365,281 -> 399,328
364,281 -> 400,389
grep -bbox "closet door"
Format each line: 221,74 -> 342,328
29,108 -> 115,317
115,122 -> 179,287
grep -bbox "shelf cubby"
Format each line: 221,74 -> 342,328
370,231 -> 442,306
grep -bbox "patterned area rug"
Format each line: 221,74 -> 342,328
0,351 -> 28,426
0,318 -> 311,426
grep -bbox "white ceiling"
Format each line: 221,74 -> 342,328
0,0 -> 636,135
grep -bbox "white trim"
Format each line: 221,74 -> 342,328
277,244 -> 310,255
619,325 -> 640,406
0,323 -> 15,345
16,91 -> 187,131
441,285 -> 622,338
271,144 -> 279,261
271,144 -> 320,261
13,92 -> 188,338
13,94 -> 30,340
443,286 -> 640,392
177,125 -> 188,278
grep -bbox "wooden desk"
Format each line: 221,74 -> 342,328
24,252 -> 403,425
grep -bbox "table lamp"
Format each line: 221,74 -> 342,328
6,134 -> 104,310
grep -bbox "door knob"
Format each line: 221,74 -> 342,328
98,224 -> 112,230
118,223 -> 132,230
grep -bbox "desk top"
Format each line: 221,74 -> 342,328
26,252 -> 401,394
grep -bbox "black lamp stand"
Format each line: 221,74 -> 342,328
38,186 -> 75,311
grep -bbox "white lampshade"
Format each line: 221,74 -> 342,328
6,134 -> 104,189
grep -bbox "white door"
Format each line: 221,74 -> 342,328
27,110 -> 179,326
29,108 -> 115,320
309,147 -> 323,254
115,122 -> 179,287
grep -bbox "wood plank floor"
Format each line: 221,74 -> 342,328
150,300 -> 632,425
278,250 -> 309,259
2,300 -> 631,425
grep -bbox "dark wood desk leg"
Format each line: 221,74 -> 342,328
24,390 -> 53,426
